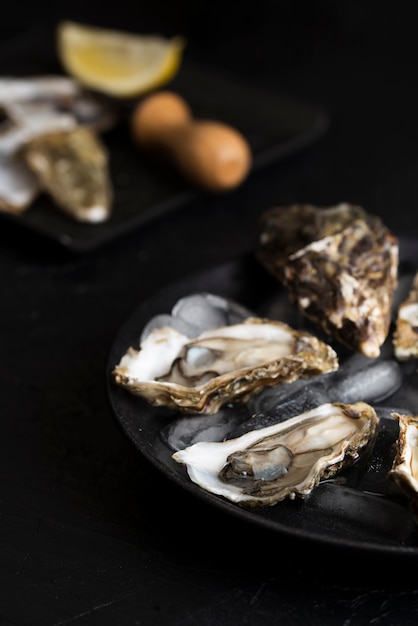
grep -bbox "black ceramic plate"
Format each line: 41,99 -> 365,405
0,25 -> 329,253
107,236 -> 418,558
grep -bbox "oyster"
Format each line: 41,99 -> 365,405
256,202 -> 369,282
388,413 -> 418,521
256,203 -> 399,358
0,138 -> 40,214
0,76 -> 115,132
173,401 -> 379,508
0,102 -> 75,214
112,293 -> 338,414
23,127 -> 112,224
393,271 -> 418,361
0,76 -> 115,219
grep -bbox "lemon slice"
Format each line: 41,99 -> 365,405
57,21 -> 186,98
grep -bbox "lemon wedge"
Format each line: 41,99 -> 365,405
57,21 -> 186,98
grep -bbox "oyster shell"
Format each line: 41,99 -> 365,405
256,202 -> 368,282
0,76 -> 115,218
0,138 -> 40,214
173,401 -> 379,508
0,102 -> 76,214
393,271 -> 418,361
256,203 -> 399,358
0,76 -> 115,132
112,293 -> 338,414
388,413 -> 418,521
23,127 -> 112,224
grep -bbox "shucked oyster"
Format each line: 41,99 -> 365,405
0,101 -> 75,214
256,202 -> 369,282
173,401 -> 379,508
388,413 -> 418,521
0,76 -> 115,133
393,271 -> 418,361
112,293 -> 338,414
256,203 -> 399,358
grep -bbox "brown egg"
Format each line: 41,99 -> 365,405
131,91 -> 252,192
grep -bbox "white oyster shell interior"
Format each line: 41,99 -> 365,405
388,413 -> 418,505
112,308 -> 338,414
393,272 -> 418,361
173,401 -> 379,508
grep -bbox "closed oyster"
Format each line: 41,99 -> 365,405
112,293 -> 338,414
388,413 -> 418,521
256,202 -> 368,282
393,271 -> 418,361
173,401 -> 379,508
23,127 -> 112,223
256,203 -> 399,358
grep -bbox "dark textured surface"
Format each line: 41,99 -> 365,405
2,3 -> 418,624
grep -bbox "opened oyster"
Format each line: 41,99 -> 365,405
393,271 -> 418,361
0,76 -> 115,221
173,401 -> 379,508
256,203 -> 399,358
111,292 -> 338,414
388,413 -> 418,521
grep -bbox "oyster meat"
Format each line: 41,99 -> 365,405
112,292 -> 338,414
393,271 -> 418,361
173,401 -> 379,508
388,413 -> 418,521
256,203 -> 399,358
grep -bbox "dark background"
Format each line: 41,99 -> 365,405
2,1 -> 417,82
3,2 -> 418,625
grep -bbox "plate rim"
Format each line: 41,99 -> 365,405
106,234 -> 418,558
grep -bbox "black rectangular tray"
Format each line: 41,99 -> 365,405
0,25 -> 329,253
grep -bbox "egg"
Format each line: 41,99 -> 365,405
131,91 -> 252,192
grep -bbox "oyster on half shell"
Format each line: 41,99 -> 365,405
23,127 -> 112,224
388,413 -> 418,521
393,271 -> 418,361
173,401 -> 379,508
0,76 -> 115,220
111,293 -> 338,414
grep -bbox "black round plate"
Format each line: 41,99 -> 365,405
106,236 -> 418,558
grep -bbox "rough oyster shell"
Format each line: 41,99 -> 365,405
0,76 -> 115,218
388,413 -> 418,521
256,202 -> 369,282
23,127 -> 112,224
393,271 -> 418,361
256,203 -> 399,358
173,401 -> 379,508
112,293 -> 338,414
